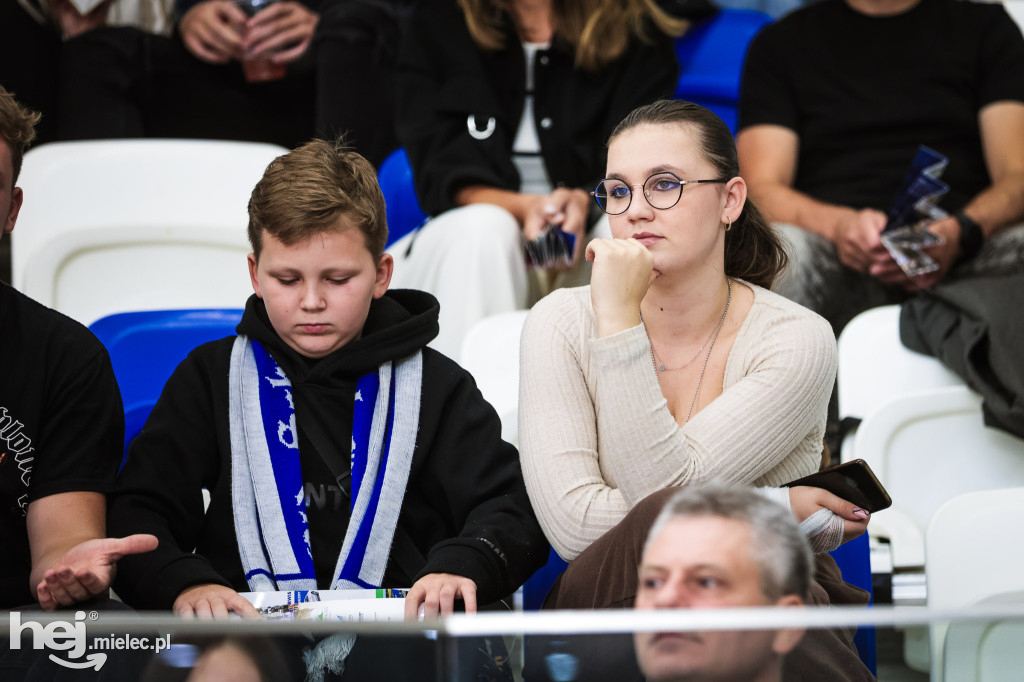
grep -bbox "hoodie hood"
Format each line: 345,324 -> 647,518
236,288 -> 440,383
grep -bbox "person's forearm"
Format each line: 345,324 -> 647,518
962,171 -> 1024,237
27,492 -> 106,599
454,186 -> 528,224
518,296 -> 632,560
749,180 -> 856,243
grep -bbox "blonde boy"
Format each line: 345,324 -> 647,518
108,140 -> 547,621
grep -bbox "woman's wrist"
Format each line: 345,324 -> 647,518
594,309 -> 642,338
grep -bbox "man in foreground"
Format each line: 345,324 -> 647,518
634,484 -> 811,682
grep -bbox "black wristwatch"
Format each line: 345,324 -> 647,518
954,211 -> 984,263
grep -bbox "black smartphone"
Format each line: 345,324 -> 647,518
784,459 -> 892,513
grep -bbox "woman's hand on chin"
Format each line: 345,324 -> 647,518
586,237 -> 655,337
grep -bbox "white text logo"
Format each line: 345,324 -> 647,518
8,611 -> 171,670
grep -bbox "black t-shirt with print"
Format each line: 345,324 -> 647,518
0,283 -> 123,608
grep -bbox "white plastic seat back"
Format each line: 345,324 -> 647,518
849,386 -> 1024,570
926,489 -> 1024,682
837,305 -> 962,421
12,139 -> 287,326
460,310 -> 530,446
940,593 -> 1024,682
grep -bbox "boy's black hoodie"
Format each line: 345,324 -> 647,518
109,289 -> 547,609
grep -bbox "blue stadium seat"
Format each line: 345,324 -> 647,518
378,148 -> 428,246
89,309 -> 244,457
523,546 -> 570,611
830,532 -> 877,675
674,8 -> 774,133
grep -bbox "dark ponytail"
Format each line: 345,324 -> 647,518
609,100 -> 787,289
723,196 -> 788,289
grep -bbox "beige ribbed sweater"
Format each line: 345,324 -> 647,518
518,282 -> 837,560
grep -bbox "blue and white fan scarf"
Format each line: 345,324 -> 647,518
228,336 -> 422,593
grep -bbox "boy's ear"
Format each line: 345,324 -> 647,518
247,253 -> 263,298
3,187 -> 22,236
373,253 -> 394,299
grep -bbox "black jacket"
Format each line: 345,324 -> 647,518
900,274 -> 1024,439
109,289 -> 547,609
395,0 -> 681,216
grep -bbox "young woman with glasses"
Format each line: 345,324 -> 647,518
519,100 -> 875,680
389,0 -> 705,358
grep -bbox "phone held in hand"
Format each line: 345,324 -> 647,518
784,459 -> 892,513
524,223 -> 576,269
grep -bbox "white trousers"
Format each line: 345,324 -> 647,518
388,203 -> 609,360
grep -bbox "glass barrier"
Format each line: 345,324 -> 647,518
3,603 -> 1024,681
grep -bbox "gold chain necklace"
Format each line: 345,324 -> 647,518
646,278 -> 732,424
651,323 -> 716,372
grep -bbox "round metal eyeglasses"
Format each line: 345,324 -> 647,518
590,172 -> 728,215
